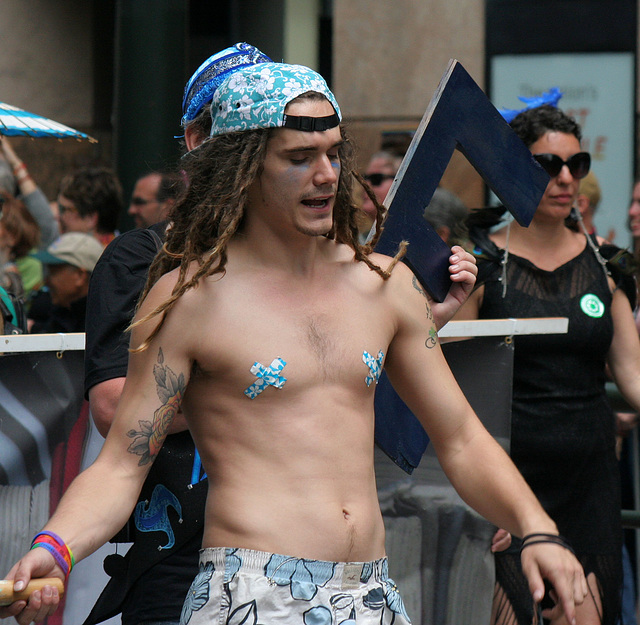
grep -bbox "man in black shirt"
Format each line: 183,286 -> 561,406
81,43 -> 272,625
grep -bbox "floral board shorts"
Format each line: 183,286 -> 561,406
179,547 -> 412,625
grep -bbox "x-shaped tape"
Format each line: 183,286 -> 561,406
244,357 -> 288,399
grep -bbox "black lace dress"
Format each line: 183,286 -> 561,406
475,235 -> 623,625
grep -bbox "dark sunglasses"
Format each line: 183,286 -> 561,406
363,173 -> 395,186
532,152 -> 591,180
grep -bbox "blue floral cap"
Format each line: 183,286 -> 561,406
209,62 -> 342,137
181,42 -> 272,126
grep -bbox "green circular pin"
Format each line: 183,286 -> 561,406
580,294 -> 605,318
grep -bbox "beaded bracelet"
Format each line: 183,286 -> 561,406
520,532 -> 575,556
12,162 -> 26,174
31,531 -> 75,577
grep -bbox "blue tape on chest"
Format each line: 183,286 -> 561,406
244,357 -> 288,399
363,350 -> 384,387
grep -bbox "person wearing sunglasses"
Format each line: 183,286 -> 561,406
360,150 -> 402,224
455,103 -> 640,625
128,170 -> 185,229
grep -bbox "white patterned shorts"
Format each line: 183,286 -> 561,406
179,547 -> 412,625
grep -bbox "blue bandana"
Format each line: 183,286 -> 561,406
209,62 -> 341,137
181,42 -> 271,126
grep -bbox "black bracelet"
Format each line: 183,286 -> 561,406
520,533 -> 575,555
522,532 -> 569,543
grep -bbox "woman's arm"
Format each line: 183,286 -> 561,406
1,137 -> 59,247
607,288 -> 640,412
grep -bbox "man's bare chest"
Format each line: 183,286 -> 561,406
189,281 -> 393,396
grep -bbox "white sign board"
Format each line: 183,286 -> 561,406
491,52 -> 635,247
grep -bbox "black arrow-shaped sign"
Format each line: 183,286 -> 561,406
374,59 -> 549,302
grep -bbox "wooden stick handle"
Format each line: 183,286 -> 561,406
0,578 -> 64,606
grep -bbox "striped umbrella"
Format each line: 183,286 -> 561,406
0,101 -> 97,142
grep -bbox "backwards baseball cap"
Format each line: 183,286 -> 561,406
34,232 -> 104,272
181,42 -> 272,126
210,62 -> 341,137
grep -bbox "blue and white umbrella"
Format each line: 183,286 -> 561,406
0,101 -> 97,142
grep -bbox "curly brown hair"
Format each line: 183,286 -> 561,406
58,167 -> 124,234
509,104 -> 582,148
131,95 -> 401,351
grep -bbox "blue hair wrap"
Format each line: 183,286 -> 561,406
498,87 -> 563,123
181,42 -> 271,126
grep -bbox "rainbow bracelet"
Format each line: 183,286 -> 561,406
31,531 -> 75,577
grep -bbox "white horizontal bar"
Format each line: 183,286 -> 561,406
438,317 -> 568,338
0,318 -> 568,355
0,333 -> 85,353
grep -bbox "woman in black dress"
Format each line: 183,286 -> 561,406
455,104 -> 640,625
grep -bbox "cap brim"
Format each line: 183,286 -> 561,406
32,250 -> 68,265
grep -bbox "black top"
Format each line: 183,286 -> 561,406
474,234 -> 624,625
84,224 -> 164,395
83,223 -> 206,625
478,240 -> 620,553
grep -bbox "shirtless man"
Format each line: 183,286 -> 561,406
1,61 -> 586,625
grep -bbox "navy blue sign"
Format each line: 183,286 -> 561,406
374,59 -> 549,302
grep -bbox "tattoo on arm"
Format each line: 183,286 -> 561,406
126,348 -> 186,466
412,276 -> 436,347
411,275 -> 426,298
425,326 -> 437,349
412,276 -> 434,320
